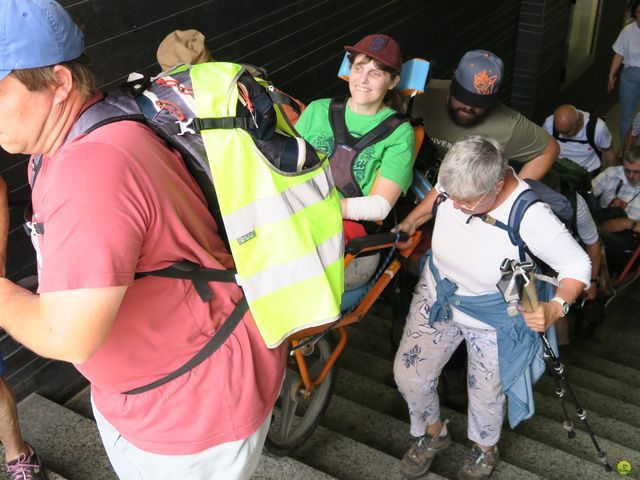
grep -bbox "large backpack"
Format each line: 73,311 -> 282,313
549,157 -> 600,222
31,62 -> 344,393
552,111 -> 602,160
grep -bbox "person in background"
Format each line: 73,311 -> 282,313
0,176 -> 48,480
593,146 -> 640,276
608,0 -> 640,145
414,49 -> 559,181
543,104 -> 616,173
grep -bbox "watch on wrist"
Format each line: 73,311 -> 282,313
550,297 -> 570,317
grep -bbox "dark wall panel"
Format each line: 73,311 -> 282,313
511,0 -> 627,122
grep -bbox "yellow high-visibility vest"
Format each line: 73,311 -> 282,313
191,62 -> 344,348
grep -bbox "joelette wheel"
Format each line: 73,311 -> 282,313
265,335 -> 338,456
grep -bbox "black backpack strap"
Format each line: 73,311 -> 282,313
352,113 -> 409,152
431,192 -> 448,217
506,189 -> 541,261
328,96 -> 353,147
135,260 -> 237,302
159,117 -> 254,136
267,88 -> 301,115
480,189 -> 540,261
122,296 -> 249,395
585,112 -> 602,159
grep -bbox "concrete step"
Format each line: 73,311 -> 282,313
335,359 -> 618,479
585,327 -> 640,362
254,455 -> 338,480
565,349 -> 640,389
322,393 -> 545,480
16,394 -> 116,480
343,340 -> 640,456
573,339 -> 640,370
290,421 -> 448,480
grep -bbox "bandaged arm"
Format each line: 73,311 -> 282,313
341,177 -> 402,221
343,195 -> 391,221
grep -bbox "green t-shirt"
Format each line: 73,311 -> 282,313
295,98 -> 415,196
414,79 -> 550,165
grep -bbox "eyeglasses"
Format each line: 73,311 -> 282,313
438,186 -> 494,212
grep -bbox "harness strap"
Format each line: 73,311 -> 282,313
327,96 -> 409,198
329,96 -> 351,146
480,189 -> 540,261
135,260 -> 237,302
160,116 -> 254,136
585,112 -> 601,158
267,89 -> 301,115
122,296 -> 249,395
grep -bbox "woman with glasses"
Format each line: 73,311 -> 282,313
392,135 -> 590,480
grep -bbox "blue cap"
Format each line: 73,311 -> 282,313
450,50 -> 504,108
0,0 -> 84,81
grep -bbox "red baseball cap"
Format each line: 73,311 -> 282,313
344,34 -> 402,71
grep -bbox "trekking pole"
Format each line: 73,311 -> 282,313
517,266 -> 576,440
520,266 -> 613,473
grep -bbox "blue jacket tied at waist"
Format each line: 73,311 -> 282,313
426,251 -> 556,427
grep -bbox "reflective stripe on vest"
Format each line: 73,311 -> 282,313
190,62 -> 344,347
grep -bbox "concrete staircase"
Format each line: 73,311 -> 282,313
4,280 -> 640,480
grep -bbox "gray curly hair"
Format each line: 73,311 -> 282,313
437,135 -> 507,198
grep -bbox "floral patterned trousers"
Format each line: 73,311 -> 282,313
393,282 -> 506,446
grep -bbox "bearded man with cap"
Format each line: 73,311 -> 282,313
0,1 -> 286,479
415,50 -> 559,181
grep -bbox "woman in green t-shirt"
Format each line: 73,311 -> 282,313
295,34 -> 415,224
296,34 -> 415,290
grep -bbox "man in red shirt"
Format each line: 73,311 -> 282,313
0,1 -> 285,478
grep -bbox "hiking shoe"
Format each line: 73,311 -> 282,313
5,443 -> 48,480
400,429 -> 451,479
457,444 -> 500,480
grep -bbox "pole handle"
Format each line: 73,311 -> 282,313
521,271 -> 540,311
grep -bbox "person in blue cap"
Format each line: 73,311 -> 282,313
0,1 -> 285,479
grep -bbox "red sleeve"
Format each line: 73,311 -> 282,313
37,141 -> 154,292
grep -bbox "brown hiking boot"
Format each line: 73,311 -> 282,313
457,444 -> 500,480
400,429 -> 451,479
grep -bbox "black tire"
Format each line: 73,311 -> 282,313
265,335 -> 338,456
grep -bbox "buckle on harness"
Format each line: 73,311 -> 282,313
177,118 -> 196,136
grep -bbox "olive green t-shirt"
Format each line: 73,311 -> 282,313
295,98 -> 415,196
414,79 -> 550,164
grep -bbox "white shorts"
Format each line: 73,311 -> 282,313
92,398 -> 270,480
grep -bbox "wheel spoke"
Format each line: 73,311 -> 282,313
276,369 -> 301,439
